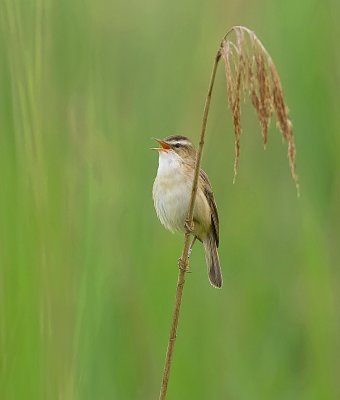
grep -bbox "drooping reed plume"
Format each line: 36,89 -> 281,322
220,26 -> 299,192
159,26 -> 298,400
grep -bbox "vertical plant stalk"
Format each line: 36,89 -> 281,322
159,26 -> 298,400
159,51 -> 221,400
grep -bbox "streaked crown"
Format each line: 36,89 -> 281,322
163,135 -> 196,161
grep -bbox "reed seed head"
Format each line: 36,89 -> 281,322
220,26 -> 299,194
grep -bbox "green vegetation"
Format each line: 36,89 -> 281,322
0,1 -> 339,399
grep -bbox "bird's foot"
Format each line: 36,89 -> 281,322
184,220 -> 194,234
178,257 -> 191,273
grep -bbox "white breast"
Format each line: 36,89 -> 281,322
152,151 -> 192,233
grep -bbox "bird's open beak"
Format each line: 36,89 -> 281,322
151,138 -> 171,152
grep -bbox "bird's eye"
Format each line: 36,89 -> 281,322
174,143 -> 180,148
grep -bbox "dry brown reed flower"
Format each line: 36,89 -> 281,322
220,26 -> 299,193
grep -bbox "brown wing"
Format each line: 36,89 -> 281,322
200,169 -> 219,247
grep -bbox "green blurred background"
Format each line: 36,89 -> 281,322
1,0 -> 339,399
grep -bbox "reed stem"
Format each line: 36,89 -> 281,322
159,50 -> 221,400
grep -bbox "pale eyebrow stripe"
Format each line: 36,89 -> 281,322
169,140 -> 189,146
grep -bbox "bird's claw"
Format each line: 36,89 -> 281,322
178,257 -> 191,273
184,220 -> 194,234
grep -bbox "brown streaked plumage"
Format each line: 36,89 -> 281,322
152,135 -> 223,288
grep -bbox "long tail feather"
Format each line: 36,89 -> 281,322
203,234 -> 223,288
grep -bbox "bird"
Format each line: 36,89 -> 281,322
152,135 -> 222,288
